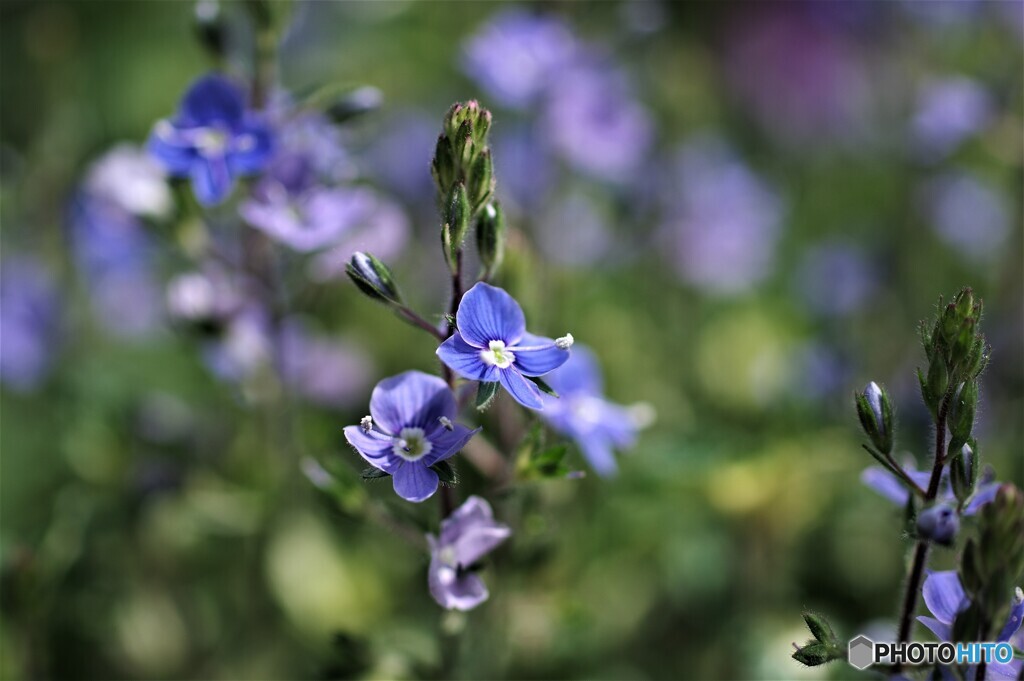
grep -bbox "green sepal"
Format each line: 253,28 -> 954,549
476,381 -> 500,411
801,611 -> 838,647
431,460 -> 459,487
361,467 -> 390,481
527,375 -> 559,398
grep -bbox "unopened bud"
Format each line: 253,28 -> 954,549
194,1 -> 228,59
856,382 -> 893,455
949,380 -> 978,445
475,201 -> 506,279
950,442 -> 979,505
446,182 -> 471,248
346,252 -> 402,305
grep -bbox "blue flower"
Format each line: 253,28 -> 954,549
428,495 -> 510,610
343,371 -> 479,502
148,74 -> 273,206
861,461 -> 1000,516
539,345 -> 645,477
436,283 -> 572,410
0,257 -> 61,392
918,571 -> 1023,679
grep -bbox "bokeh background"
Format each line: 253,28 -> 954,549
2,1 -> 1022,679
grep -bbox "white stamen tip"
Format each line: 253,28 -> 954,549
1015,586 -> 1023,605
555,333 -> 574,350
360,415 -> 373,433
628,402 -> 657,429
439,416 -> 454,431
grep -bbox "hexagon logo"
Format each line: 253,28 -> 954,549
848,635 -> 874,670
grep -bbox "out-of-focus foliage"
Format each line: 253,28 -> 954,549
1,1 -> 1021,679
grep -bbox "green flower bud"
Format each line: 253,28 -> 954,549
926,354 -> 949,406
476,201 -> 506,279
431,134 -> 456,196
346,252 -> 402,305
468,149 -> 494,211
949,442 -> 978,506
855,382 -> 894,455
948,380 -> 978,446
446,182 -> 471,248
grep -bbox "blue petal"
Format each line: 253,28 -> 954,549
370,371 -> 454,434
545,345 -> 603,396
987,659 -> 1023,679
428,557 -> 489,611
190,156 -> 234,206
922,570 -> 968,625
861,467 -> 911,506
964,482 -> 1001,516
343,426 -> 398,473
578,433 -> 619,477
392,461 -> 439,502
497,367 -> 544,410
425,425 -> 479,465
227,119 -> 274,175
456,282 -> 526,347
146,122 -> 196,175
917,616 -> 951,642
450,521 -> 510,568
511,333 -> 570,377
437,332 -> 498,382
179,74 -> 245,127
997,592 -> 1024,642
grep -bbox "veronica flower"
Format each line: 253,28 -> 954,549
921,171 -> 1011,265
910,77 -> 992,161
427,496 -> 511,610
539,346 -> 648,477
84,144 -> 172,218
278,321 -> 372,409
861,461 -> 1000,516
343,371 -> 479,502
148,74 -> 273,205
918,571 -> 1023,679
437,283 -> 572,410
0,257 -> 60,393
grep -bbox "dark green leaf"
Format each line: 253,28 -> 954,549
527,375 -> 558,397
476,381 -> 499,411
361,467 -> 390,480
431,460 -> 459,486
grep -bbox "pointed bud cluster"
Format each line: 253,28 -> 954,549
958,483 -> 1024,641
855,382 -> 894,455
918,287 -> 990,420
346,252 -> 402,305
431,102 -> 497,231
792,611 -> 843,667
916,504 -> 959,546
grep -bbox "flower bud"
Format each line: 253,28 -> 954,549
950,442 -> 978,506
917,504 -> 959,546
194,0 -> 228,59
326,86 -> 383,123
468,149 -> 494,211
953,287 -> 975,320
855,382 -> 893,455
948,380 -> 978,445
346,252 -> 402,305
475,201 -> 505,279
431,134 -> 456,196
446,182 -> 471,248
926,354 -> 949,406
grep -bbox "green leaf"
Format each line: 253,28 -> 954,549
361,467 -> 390,481
476,381 -> 500,411
792,642 -> 835,667
431,460 -> 459,486
527,375 -> 558,398
801,611 -> 838,647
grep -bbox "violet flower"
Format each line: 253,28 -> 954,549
84,144 -> 172,219
343,371 -> 479,502
427,495 -> 511,610
462,9 -> 577,109
918,571 -> 1023,679
861,463 -> 1000,516
437,283 -> 572,410
278,321 -> 372,409
148,74 -> 273,205
0,257 -> 60,392
911,77 -> 992,161
539,346 -> 646,477
921,171 -> 1011,264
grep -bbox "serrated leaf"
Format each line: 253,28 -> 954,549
476,381 -> 499,411
431,460 -> 459,486
527,375 -> 558,397
361,467 -> 390,480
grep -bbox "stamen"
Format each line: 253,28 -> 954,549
360,415 -> 373,433
439,416 -> 454,431
555,333 -> 574,350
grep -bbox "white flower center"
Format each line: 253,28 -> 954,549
392,427 -> 432,461
439,546 -> 458,568
480,340 -> 515,369
195,127 -> 230,156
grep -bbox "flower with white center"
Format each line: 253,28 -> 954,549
436,283 -> 572,410
427,496 -> 511,610
343,371 -> 479,502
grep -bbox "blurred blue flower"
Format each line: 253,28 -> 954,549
85,144 -> 172,218
428,495 -> 510,610
148,74 -> 273,205
68,193 -> 163,338
917,571 -> 1023,679
922,171 -> 1011,264
661,136 -> 783,295
539,345 -> 646,477
437,283 -> 572,410
365,110 -> 438,205
911,76 -> 992,161
796,241 -> 876,316
861,463 -> 1000,516
241,186 -> 375,252
343,371 -> 479,502
463,9 -> 577,109
165,265 -> 246,327
278,320 -> 372,409
916,504 -> 959,545
542,64 -> 653,183
491,125 -> 555,213
535,191 -> 614,267
794,342 -> 850,401
0,257 -> 60,392
201,304 -> 273,383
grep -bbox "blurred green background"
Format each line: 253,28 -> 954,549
1,1 -> 1022,679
